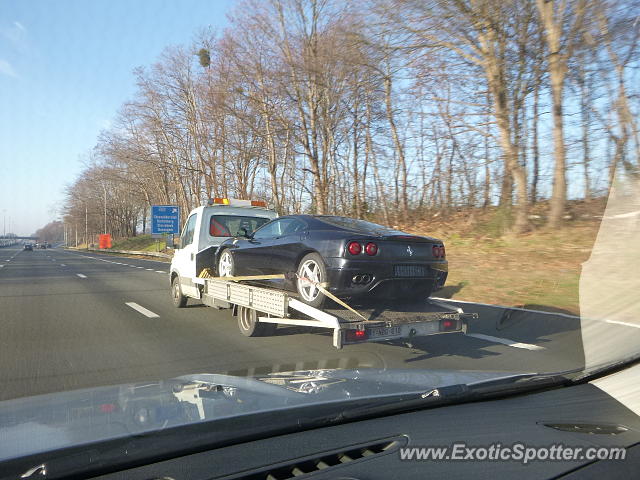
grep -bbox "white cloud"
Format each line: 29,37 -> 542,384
0,59 -> 17,78
1,21 -> 28,51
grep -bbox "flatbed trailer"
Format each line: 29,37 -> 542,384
194,277 -> 478,349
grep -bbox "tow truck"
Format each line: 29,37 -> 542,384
170,198 -> 477,349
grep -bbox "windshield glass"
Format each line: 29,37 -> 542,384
0,0 -> 638,466
210,215 -> 270,237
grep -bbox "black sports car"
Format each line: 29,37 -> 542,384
216,215 -> 447,307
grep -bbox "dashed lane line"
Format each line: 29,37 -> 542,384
125,302 -> 160,318
465,333 -> 545,351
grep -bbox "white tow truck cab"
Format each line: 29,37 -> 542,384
170,198 -> 278,300
170,198 -> 477,349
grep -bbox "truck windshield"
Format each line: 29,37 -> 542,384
209,215 -> 270,237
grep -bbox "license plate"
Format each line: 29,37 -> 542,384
368,326 -> 402,339
394,265 -> 427,277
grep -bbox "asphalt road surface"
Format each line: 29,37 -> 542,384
0,244 -> 587,402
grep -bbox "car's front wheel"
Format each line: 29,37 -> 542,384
171,275 -> 187,308
218,249 -> 235,277
296,253 -> 327,308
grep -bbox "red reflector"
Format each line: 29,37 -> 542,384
251,200 -> 267,207
347,241 -> 362,255
365,242 -> 378,256
100,403 -> 116,413
346,329 -> 368,341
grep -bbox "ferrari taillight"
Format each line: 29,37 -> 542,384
347,241 -> 362,255
432,245 -> 445,258
365,242 -> 378,256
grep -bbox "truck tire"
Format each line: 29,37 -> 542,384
296,252 -> 327,308
237,306 -> 277,337
218,249 -> 235,277
171,275 -> 188,308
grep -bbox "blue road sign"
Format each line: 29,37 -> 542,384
151,205 -> 180,235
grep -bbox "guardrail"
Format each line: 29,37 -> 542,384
66,247 -> 173,259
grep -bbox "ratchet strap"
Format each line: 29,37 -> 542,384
296,273 -> 369,322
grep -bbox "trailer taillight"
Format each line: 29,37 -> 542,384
345,329 -> 368,342
439,319 -> 459,332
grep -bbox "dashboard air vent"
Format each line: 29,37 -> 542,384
225,437 -> 404,480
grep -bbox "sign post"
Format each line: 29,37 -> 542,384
151,206 -> 180,246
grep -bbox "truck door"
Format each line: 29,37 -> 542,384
173,213 -> 199,297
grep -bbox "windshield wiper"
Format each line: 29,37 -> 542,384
332,373 -> 570,421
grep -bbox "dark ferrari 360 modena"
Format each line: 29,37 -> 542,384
216,215 -> 447,307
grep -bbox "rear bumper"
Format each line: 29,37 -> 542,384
323,257 -> 448,297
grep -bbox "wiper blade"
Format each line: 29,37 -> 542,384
334,373 -> 569,421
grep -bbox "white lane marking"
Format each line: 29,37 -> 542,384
156,270 -> 166,274
146,268 -> 154,271
0,265 -> 3,268
605,319 -> 640,329
466,333 -> 545,351
76,273 -> 87,279
136,266 -> 144,269
60,264 -> 66,267
129,265 -> 136,268
125,302 -> 160,318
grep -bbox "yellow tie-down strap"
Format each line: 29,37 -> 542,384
296,273 -> 369,322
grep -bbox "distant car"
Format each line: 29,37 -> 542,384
39,243 -> 47,249
46,242 -> 52,248
216,215 -> 448,307
23,244 -> 33,251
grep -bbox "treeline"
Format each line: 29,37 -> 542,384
61,0 -> 639,241
34,221 -> 64,243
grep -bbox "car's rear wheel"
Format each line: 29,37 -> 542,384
237,306 -> 277,337
171,275 -> 187,308
296,253 -> 327,308
218,249 -> 234,277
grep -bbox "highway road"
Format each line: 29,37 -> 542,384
0,244 -> 587,402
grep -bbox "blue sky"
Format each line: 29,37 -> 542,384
0,0 -> 233,235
